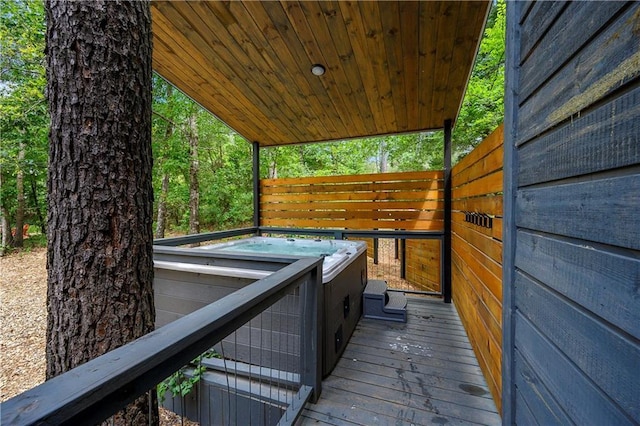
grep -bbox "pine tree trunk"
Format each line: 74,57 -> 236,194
45,1 -> 157,423
188,114 -> 200,235
14,142 -> 25,247
155,173 -> 169,239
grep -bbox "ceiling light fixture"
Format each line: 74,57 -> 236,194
311,64 -> 326,76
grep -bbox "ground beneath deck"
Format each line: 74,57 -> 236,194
298,296 -> 501,426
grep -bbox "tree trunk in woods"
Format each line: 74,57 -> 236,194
0,170 -> 13,253
1,208 -> 13,254
14,142 -> 25,247
378,140 -> 389,173
30,177 -> 46,234
155,104 -> 174,240
45,1 -> 157,424
188,113 -> 200,235
155,173 -> 169,239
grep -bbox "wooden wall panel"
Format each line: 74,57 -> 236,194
404,239 -> 440,292
504,2 -> 640,423
451,124 -> 504,411
260,171 -> 444,231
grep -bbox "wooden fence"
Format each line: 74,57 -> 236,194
451,124 -> 503,411
261,171 -> 444,292
260,171 -> 443,230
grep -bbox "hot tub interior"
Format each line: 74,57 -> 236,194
197,236 -> 365,283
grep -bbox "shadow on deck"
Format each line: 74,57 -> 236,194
298,297 -> 501,425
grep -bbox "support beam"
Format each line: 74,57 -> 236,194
502,1 -> 521,421
443,119 -> 452,303
253,141 -> 260,231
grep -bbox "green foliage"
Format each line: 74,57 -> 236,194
157,349 -> 218,404
452,0 -> 505,160
1,0 -> 48,233
151,76 -> 255,232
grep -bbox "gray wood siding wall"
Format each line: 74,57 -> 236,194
504,2 -> 640,424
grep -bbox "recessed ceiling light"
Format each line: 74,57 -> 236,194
311,64 -> 326,76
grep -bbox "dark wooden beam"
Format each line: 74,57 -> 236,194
443,119 -> 452,303
502,1 -> 521,421
253,141 -> 260,230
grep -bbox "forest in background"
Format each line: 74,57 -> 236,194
1,0 -> 504,250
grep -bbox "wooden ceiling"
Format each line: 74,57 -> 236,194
151,1 -> 490,147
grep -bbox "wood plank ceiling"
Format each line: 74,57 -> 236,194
151,1 -> 490,147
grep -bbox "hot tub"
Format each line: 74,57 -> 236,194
198,236 -> 364,284
154,236 -> 368,376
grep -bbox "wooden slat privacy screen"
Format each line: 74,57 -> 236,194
451,124 -> 504,411
261,171 -> 444,293
260,171 -> 444,230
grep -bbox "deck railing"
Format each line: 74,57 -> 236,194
0,250 -> 323,425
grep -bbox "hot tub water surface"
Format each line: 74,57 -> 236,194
198,237 -> 365,283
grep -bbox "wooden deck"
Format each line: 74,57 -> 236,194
298,297 -> 501,425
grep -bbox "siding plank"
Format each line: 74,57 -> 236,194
519,1 -> 628,101
519,85 -> 640,187
516,273 -> 640,421
516,230 -> 640,338
514,312 -> 635,425
517,3 -> 640,145
518,1 -> 567,63
514,351 -> 574,425
516,174 -> 640,250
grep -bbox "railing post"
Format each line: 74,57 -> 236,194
373,237 -> 379,265
253,141 -> 261,234
299,262 -> 323,402
443,119 -> 452,303
400,238 -> 406,279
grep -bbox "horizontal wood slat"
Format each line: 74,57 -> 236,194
260,171 -> 444,231
261,209 -> 444,221
261,200 -> 444,212
261,218 -> 444,231
261,189 -> 443,203
262,180 -> 441,195
450,124 -> 504,412
261,170 -> 444,186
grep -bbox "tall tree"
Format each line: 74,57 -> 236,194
1,0 -> 48,249
187,112 -> 200,235
45,1 -> 157,423
453,0 -> 505,154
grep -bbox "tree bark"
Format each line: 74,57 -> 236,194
155,173 -> 169,239
14,142 -> 25,247
188,113 -> 200,235
45,1 -> 157,423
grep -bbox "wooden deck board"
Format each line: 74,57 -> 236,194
297,297 -> 500,425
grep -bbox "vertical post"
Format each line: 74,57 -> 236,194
373,237 -> 379,265
252,141 -> 260,233
443,119 -> 452,303
300,262 -> 323,402
400,238 -> 406,279
502,1 -> 521,421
